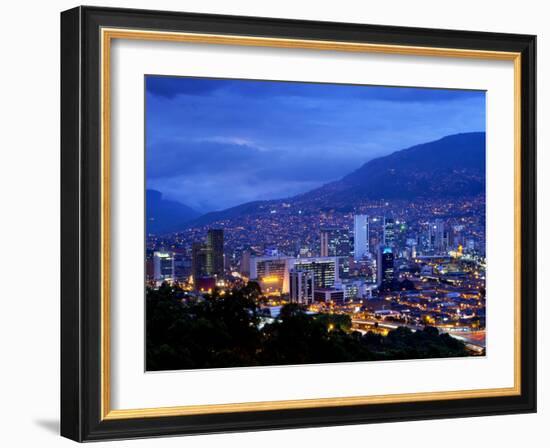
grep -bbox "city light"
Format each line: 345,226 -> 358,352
262,276 -> 280,284
145,77 -> 487,370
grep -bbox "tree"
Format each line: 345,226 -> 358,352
146,284 -> 469,370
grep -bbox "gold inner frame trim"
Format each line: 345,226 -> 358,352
100,27 -> 522,421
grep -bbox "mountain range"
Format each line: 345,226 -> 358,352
146,190 -> 200,234
148,132 -> 485,232
295,131 -> 485,205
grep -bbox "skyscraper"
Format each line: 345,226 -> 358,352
353,215 -> 369,260
321,227 -> 351,257
320,230 -> 329,257
153,251 -> 175,285
430,219 -> 446,253
289,269 -> 314,304
377,247 -> 395,289
240,250 -> 251,277
206,229 -> 224,277
173,249 -> 191,283
191,242 -> 208,283
383,217 -> 395,247
292,257 -> 339,289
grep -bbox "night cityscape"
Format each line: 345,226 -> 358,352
145,76 -> 486,370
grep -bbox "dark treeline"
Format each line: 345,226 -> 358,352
146,283 -> 469,371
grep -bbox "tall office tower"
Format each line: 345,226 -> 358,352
320,230 -> 329,257
353,215 -> 369,260
173,249 -> 192,283
452,225 -> 465,248
206,229 -> 224,277
145,249 -> 155,283
240,250 -> 251,277
292,257 -> 339,289
191,242 -> 209,283
289,269 -> 314,304
432,219 -> 445,253
321,228 -> 352,257
442,229 -> 450,252
377,247 -> 395,289
153,251 -> 175,285
444,226 -> 454,250
383,217 -> 395,247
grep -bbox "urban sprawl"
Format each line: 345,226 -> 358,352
147,196 -> 486,353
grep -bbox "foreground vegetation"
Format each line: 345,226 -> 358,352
146,283 -> 469,371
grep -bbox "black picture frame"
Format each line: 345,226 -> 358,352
61,5 -> 536,442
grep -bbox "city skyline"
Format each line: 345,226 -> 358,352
146,77 -> 487,371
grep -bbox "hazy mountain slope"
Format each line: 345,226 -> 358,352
180,132 -> 486,229
146,189 -> 201,234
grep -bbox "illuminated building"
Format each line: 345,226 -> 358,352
292,257 -> 339,289
353,215 -> 369,260
433,219 -> 445,252
425,219 -> 452,254
192,242 -> 208,283
336,279 -> 372,300
321,227 -> 351,257
250,256 -> 291,294
173,249 -> 191,282
406,237 -> 418,248
299,247 -> 313,257
240,250 -> 251,277
145,250 -> 154,283
313,288 -> 345,305
383,217 -> 395,247
452,225 -> 465,248
349,257 -> 377,284
249,256 -> 339,294
206,229 -> 224,277
377,246 -> 395,288
289,269 -> 314,304
153,251 -> 175,285
320,230 -> 329,257
264,246 -> 279,257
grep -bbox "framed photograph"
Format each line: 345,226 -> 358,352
60,6 -> 536,442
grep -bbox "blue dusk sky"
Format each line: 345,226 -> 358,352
146,76 -> 485,213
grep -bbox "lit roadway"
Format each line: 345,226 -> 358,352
352,318 -> 424,332
448,329 -> 486,352
352,319 -> 486,353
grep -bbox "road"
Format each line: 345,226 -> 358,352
352,319 -> 486,353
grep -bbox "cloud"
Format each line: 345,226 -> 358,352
145,76 -> 486,212
195,136 -> 268,151
146,138 -> 361,195
146,75 -> 485,103
146,139 -> 273,179
148,173 -> 323,212
146,76 -> 227,99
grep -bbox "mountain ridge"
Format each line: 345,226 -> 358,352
146,189 -> 201,234
297,131 -> 485,203
166,132 -> 486,231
